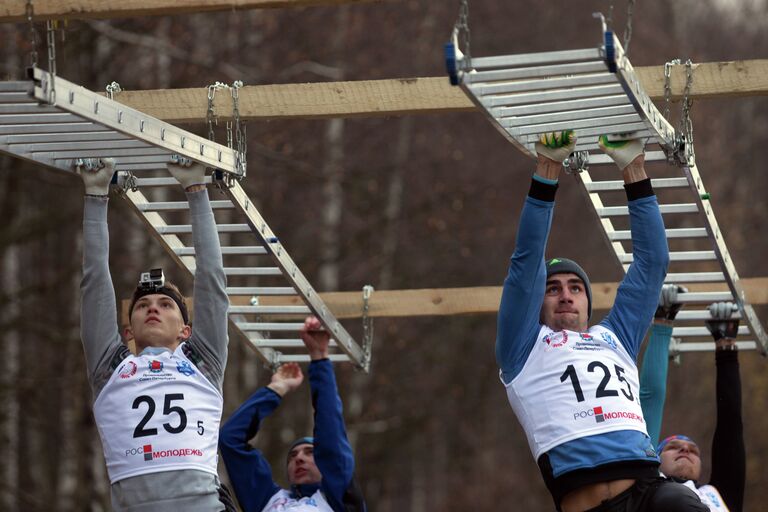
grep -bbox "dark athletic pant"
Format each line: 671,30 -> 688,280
584,478 -> 708,512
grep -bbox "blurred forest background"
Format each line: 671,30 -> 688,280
1,0 -> 767,510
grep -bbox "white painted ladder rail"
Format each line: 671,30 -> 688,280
446,28 -> 767,355
0,68 -> 370,370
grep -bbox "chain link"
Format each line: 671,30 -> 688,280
361,285 -> 375,369
206,81 -> 228,143
681,59 -> 695,162
26,0 -> 38,68
455,0 -> 471,66
623,0 -> 635,56
230,80 -> 247,177
105,81 -> 122,100
663,58 -> 680,121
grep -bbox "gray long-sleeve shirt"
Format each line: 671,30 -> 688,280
80,190 -> 229,512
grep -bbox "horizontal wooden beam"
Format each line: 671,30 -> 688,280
0,0 -> 378,22
104,60 -> 768,123
121,277 -> 768,322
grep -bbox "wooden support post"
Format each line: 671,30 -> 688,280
104,60 -> 768,123
122,277 -> 768,322
0,0 -> 380,22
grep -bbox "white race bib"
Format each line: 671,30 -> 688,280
263,489 -> 335,512
683,481 -> 729,511
503,325 -> 648,459
93,344 -> 222,483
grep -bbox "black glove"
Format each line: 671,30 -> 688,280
655,284 -> 688,321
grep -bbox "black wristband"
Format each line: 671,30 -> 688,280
624,178 -> 654,201
529,178 -> 558,202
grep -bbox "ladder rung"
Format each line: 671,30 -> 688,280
481,84 -> 625,109
466,61 -> 607,84
676,310 -> 742,321
678,291 -> 736,303
0,122 -> 111,135
495,94 -> 631,118
472,73 -> 616,97
224,267 -> 282,276
0,113 -> 82,124
157,224 -> 251,234
588,151 -> 671,165
136,200 -> 234,211
50,150 -> 169,160
229,305 -> 311,314
672,326 -> 750,337
665,272 -> 725,283
227,287 -> 297,296
19,139 -> 153,152
585,177 -> 688,192
598,204 -> 699,216
236,322 -> 305,331
618,251 -> 716,263
673,341 -> 756,352
470,48 -> 603,70
274,354 -> 350,363
608,228 -> 708,241
0,104 -> 60,114
508,112 -> 642,136
133,176 -> 214,187
175,246 -> 266,256
0,92 -> 33,102
504,104 -> 638,128
247,339 -> 339,348
2,131 -> 128,144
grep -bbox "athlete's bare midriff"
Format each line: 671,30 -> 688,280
561,479 -> 636,512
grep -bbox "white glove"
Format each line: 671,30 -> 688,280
167,155 -> 206,190
535,130 -> 577,163
78,158 -> 116,196
708,301 -> 738,320
598,135 -> 644,170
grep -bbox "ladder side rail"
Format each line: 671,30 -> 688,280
682,162 -> 768,354
608,34 -> 677,151
31,68 -> 241,175
122,188 -> 277,366
224,182 -> 368,370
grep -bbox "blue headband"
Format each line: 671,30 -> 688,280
657,434 -> 696,455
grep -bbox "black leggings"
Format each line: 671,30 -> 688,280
584,478 -> 708,512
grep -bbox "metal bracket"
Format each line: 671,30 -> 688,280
361,285 -> 375,371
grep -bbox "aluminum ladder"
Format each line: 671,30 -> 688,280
445,25 -> 767,356
0,67 -> 371,370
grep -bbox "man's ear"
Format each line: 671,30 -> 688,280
124,326 -> 134,341
179,324 -> 192,340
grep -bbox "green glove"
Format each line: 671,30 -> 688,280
598,135 -> 644,170
535,130 -> 577,163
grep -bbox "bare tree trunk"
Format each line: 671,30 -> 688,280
0,243 -> 20,509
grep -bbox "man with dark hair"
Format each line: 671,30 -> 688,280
219,316 -> 366,512
641,298 -> 746,511
496,131 -> 707,511
79,157 -> 231,511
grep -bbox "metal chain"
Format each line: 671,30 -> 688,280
663,58 -> 680,121
230,80 -> 247,177
44,20 -> 57,102
26,0 -> 38,67
361,285 -> 375,368
455,0 -> 471,66
623,0 -> 635,56
681,59 -> 695,162
206,81 -> 228,143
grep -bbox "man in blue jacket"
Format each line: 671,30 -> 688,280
641,296 -> 745,512
219,316 -> 365,512
496,131 -> 707,511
